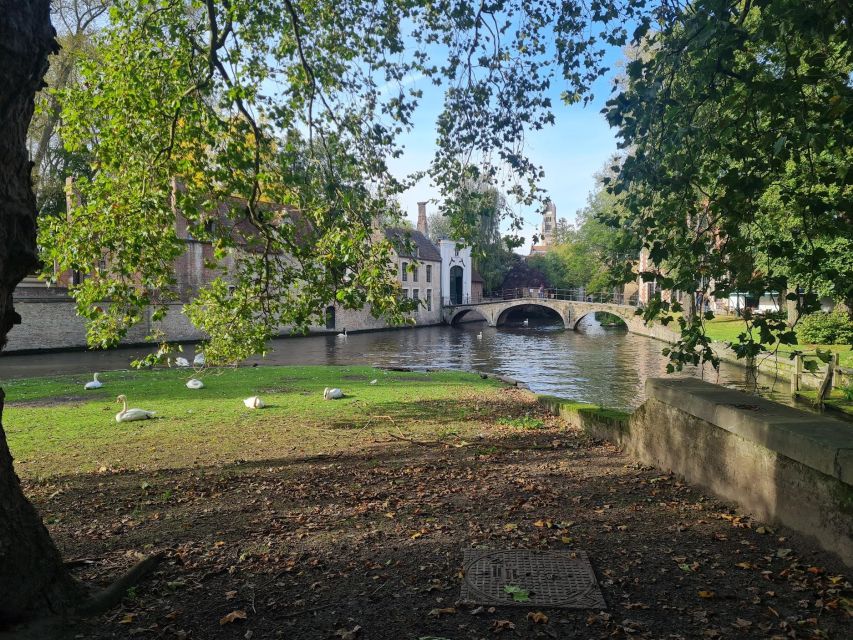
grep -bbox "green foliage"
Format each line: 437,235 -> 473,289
39,0 -> 646,364
503,585 -> 530,602
606,0 -> 853,370
530,162 -> 639,293
796,311 -> 853,346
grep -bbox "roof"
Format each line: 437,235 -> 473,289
384,228 -> 441,262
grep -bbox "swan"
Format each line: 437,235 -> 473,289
243,396 -> 265,409
476,332 -> 483,340
186,378 -> 204,390
337,328 -> 348,340
522,318 -> 529,327
175,357 -> 190,367
193,352 -> 206,366
115,395 -> 155,422
324,387 -> 344,400
84,373 -> 103,390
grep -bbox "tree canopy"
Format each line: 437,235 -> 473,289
605,0 -> 853,368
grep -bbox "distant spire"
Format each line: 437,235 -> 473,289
417,201 -> 428,235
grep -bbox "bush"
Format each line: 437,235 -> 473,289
795,310 -> 853,345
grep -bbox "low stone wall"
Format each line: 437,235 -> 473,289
6,298 -> 442,353
540,380 -> 853,566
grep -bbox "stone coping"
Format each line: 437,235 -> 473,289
646,378 -> 853,485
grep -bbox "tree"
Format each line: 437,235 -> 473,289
605,0 -> 853,369
1,0 -> 650,623
530,161 -> 640,293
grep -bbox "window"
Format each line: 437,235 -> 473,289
402,289 -> 408,299
426,265 -> 432,283
401,261 -> 408,282
413,289 -> 419,307
204,219 -> 217,236
413,265 -> 418,282
426,289 -> 432,311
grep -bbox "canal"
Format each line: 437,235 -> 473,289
0,315 -> 797,412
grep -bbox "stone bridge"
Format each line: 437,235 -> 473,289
442,296 -> 645,332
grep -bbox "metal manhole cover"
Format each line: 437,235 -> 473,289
460,549 -> 606,609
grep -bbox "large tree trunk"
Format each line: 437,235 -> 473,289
0,0 -> 81,625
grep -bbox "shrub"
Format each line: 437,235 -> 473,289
795,310 -> 853,345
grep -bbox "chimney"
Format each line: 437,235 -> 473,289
417,201 -> 428,236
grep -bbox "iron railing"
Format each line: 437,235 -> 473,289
442,288 -> 639,307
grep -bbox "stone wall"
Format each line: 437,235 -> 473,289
540,379 -> 853,566
6,296 -> 443,353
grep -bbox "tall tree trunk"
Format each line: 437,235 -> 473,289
0,0 -> 81,625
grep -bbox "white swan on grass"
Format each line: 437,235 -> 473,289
84,373 -> 103,390
193,352 -> 205,366
115,395 -> 155,423
244,396 -> 265,409
186,378 -> 204,390
175,357 -> 190,368
324,387 -> 344,400
370,379 -> 378,385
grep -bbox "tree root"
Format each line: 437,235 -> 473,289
75,552 -> 165,616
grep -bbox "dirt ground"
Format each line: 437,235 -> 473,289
17,389 -> 853,639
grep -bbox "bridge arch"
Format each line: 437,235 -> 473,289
447,307 -> 489,325
570,308 -> 632,331
495,303 -> 568,328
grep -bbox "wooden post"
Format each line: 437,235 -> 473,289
791,353 -> 802,396
816,353 -> 840,406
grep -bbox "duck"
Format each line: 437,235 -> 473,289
115,395 -> 155,422
174,357 -> 190,367
243,396 -> 265,409
324,387 -> 344,400
337,328 -> 348,340
193,352 -> 205,366
186,378 -> 204,390
84,373 -> 103,390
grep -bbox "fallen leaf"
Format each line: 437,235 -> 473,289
335,625 -> 362,640
428,607 -> 456,617
504,585 -> 530,602
503,523 -> 518,532
225,590 -> 238,600
219,610 -> 247,625
119,613 -> 136,624
491,619 -> 515,633
527,611 -> 549,624
698,590 -> 715,599
732,618 -> 752,629
735,562 -> 754,570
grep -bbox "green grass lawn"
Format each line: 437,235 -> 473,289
703,316 -> 853,367
2,365 -> 536,479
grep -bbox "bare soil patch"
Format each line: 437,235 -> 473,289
20,398 -> 853,639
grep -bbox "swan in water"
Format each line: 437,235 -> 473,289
243,396 -> 265,409
337,328 -> 348,340
522,318 -> 529,327
115,395 -> 155,422
84,373 -> 103,390
193,352 -> 205,366
175,357 -> 190,367
476,332 -> 483,340
186,378 -> 204,390
324,387 -> 344,400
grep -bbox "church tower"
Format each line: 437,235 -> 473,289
541,201 -> 557,247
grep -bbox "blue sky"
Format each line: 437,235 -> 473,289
390,45 -> 627,253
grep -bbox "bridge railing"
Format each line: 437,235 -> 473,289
443,288 -> 639,307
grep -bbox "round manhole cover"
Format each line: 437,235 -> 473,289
461,549 -> 606,609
